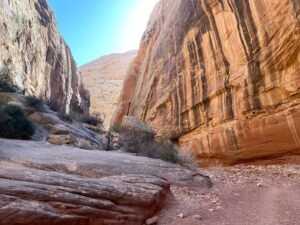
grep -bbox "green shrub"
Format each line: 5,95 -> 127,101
25,95 -> 46,112
0,103 -> 35,139
0,65 -> 15,92
84,113 -> 104,128
58,110 -> 104,129
73,112 -> 104,130
139,139 -> 179,163
120,125 -> 154,154
46,99 -> 61,112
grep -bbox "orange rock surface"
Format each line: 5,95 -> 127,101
115,0 -> 300,165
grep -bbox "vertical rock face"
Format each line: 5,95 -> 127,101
0,0 -> 89,113
115,0 -> 300,165
80,50 -> 137,128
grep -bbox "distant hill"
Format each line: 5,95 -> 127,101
80,50 -> 137,128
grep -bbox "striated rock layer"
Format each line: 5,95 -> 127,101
0,0 -> 89,113
80,50 -> 137,128
0,139 -> 211,225
115,0 -> 300,165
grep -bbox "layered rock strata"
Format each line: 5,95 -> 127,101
115,0 -> 300,165
0,139 -> 212,225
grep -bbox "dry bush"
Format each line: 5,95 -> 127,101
0,103 -> 35,139
84,113 -> 104,128
59,110 -> 104,129
46,99 -> 61,112
111,118 -> 200,166
0,65 -> 15,92
177,148 -> 199,169
25,95 -> 47,112
114,124 -> 179,163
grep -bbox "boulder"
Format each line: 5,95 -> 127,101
47,134 -> 73,145
50,124 -> 71,135
73,137 -> 95,150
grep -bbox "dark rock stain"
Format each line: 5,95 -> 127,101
187,41 -> 198,104
225,127 -> 240,151
202,0 -> 234,120
231,0 -> 264,110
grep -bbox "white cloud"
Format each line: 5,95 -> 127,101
120,0 -> 159,52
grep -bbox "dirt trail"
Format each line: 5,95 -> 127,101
157,155 -> 300,225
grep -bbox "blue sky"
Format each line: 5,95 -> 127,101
48,0 -> 158,66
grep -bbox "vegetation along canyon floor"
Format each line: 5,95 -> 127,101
0,0 -> 299,224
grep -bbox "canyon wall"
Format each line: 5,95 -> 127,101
115,0 -> 300,165
0,0 -> 89,113
80,50 -> 137,128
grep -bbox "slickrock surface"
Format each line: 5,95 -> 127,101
0,139 -> 212,225
0,0 -> 89,113
115,0 -> 300,165
0,164 -> 168,225
80,51 -> 137,128
0,92 -> 106,149
157,155 -> 300,225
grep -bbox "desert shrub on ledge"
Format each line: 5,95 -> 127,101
121,126 -> 179,163
63,111 -> 104,128
0,64 -> 15,93
111,117 -> 179,163
25,95 -> 48,112
0,103 -> 35,139
81,113 -> 104,128
111,117 -> 199,165
28,96 -> 104,129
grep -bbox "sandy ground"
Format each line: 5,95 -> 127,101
157,155 -> 300,225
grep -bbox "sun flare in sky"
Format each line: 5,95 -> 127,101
48,0 -> 159,66
120,0 -> 159,52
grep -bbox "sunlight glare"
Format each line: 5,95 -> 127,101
121,0 -> 159,52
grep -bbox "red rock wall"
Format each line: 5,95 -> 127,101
115,0 -> 300,165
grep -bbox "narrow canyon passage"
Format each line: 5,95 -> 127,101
0,0 -> 299,224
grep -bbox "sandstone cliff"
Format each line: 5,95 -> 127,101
0,0 -> 89,113
115,0 -> 300,165
80,50 -> 137,128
